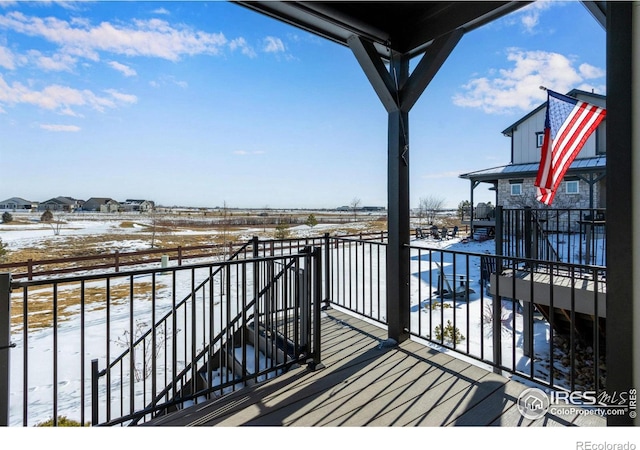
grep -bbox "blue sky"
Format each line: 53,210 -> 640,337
0,1 -> 606,209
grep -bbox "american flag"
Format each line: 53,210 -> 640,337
534,89 -> 606,205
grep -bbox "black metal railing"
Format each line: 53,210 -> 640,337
325,236 -> 606,394
92,246 -> 321,426
498,207 -> 606,268
2,241 -> 321,427
1,225 -> 606,426
325,235 -> 387,324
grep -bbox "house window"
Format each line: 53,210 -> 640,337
536,132 -> 545,148
510,183 -> 523,196
566,180 -> 579,194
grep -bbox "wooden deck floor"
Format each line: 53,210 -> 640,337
143,308 -> 606,427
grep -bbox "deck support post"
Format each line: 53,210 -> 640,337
0,273 -> 11,426
606,1 -> 638,426
348,31 -> 462,344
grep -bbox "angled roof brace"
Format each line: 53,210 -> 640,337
347,35 -> 398,113
581,1 -> 607,30
348,28 -> 463,114
401,28 -> 464,112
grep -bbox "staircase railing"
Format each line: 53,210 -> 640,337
499,207 -> 606,270
530,208 -> 560,263
91,245 -> 322,426
87,242 -> 249,425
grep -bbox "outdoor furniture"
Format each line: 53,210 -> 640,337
480,255 -> 497,289
433,262 -> 475,299
473,227 -> 490,241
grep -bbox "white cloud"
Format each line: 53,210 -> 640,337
518,2 -> 554,34
0,74 -> 137,114
0,11 -> 228,63
229,37 -> 256,58
153,8 -> 170,15
263,36 -> 285,53
108,60 -> 137,77
104,89 -> 137,105
0,44 -> 15,69
452,49 -> 605,114
31,50 -> 77,72
579,63 -> 605,79
148,75 -> 188,89
40,123 -> 81,132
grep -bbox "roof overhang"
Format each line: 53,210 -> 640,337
235,2 -> 531,60
460,156 -> 607,183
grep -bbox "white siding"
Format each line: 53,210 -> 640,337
511,92 -> 606,165
512,109 -> 546,164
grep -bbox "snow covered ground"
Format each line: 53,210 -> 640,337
1,215 -> 594,428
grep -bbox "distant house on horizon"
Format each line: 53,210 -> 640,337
0,197 -> 38,210
38,196 -> 84,213
459,89 -> 606,211
120,199 -> 154,213
83,197 -> 121,213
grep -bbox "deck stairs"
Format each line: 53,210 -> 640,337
106,245 -> 319,426
156,318 -> 300,418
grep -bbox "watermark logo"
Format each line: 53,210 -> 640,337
517,387 -> 638,420
517,387 -> 550,419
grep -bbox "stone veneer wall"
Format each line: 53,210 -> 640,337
497,178 -> 602,209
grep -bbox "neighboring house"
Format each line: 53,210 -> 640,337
0,197 -> 38,210
120,199 -> 154,213
460,89 -> 606,210
38,196 -> 83,212
83,197 -> 121,213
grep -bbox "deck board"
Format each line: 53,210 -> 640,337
143,308 -> 606,427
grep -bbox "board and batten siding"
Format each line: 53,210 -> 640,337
511,93 -> 607,165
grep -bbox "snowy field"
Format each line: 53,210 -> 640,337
1,213 -> 384,426
1,213 -> 592,428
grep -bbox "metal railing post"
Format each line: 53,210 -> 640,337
91,359 -> 99,426
0,273 -> 12,426
495,206 -> 503,259
323,233 -> 331,310
524,207 -> 532,260
311,246 -> 324,370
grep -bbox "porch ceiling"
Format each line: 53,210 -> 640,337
234,1 -> 531,59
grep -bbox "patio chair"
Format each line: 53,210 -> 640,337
433,261 -> 475,299
480,255 -> 497,289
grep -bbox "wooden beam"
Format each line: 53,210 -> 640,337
401,29 -> 463,112
606,1 -> 636,426
348,35 -> 398,113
